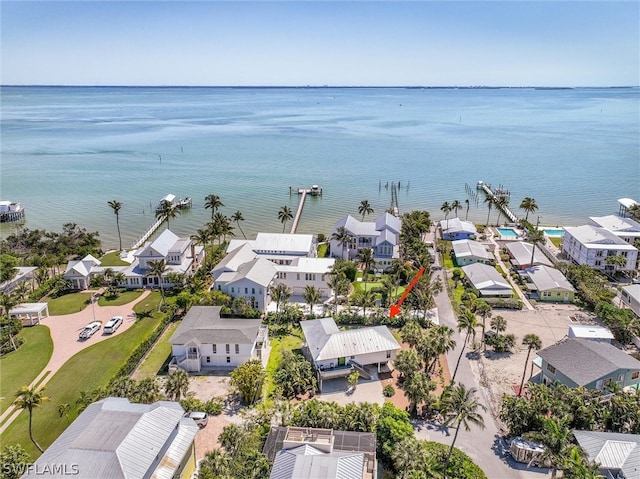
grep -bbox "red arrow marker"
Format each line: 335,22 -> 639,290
389,266 -> 425,318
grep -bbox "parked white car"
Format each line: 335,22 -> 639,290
103,316 -> 123,334
79,321 -> 102,339
185,411 -> 208,428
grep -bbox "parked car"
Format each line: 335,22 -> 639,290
185,411 -> 208,428
79,321 -> 102,339
103,316 -> 123,334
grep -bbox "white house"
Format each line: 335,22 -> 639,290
562,225 -> 638,272
227,232 -> 316,265
214,254 -> 277,311
169,306 -> 269,372
274,257 -> 336,299
329,213 -> 401,270
451,239 -> 493,266
589,215 -> 640,245
505,241 -> 553,270
461,263 -> 513,297
440,218 -> 477,241
63,254 -> 101,290
300,317 -> 401,390
621,284 -> 640,317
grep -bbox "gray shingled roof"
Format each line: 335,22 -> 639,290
24,398 -> 196,479
537,338 -> 640,386
169,306 -> 262,345
573,430 -> 640,479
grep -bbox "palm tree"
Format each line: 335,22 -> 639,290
403,372 -> 436,416
451,200 -> 462,218
231,210 -> 247,239
164,369 -> 190,401
15,386 -> 50,453
494,196 -> 509,225
270,282 -> 292,314
524,417 -> 574,479
278,205 -> 293,233
464,198 -> 470,220
483,195 -> 494,227
327,272 -> 349,315
155,199 -> 180,229
528,229 -> 546,267
490,315 -> 507,333
190,228 -> 211,250
356,247 -> 375,290
147,259 -> 168,308
518,334 -> 542,397
213,212 -> 234,243
204,194 -> 224,220
427,325 -> 456,373
108,200 -> 123,251
352,288 -> 376,316
562,446 -> 604,479
452,310 -> 479,382
440,201 -> 452,221
520,197 -> 538,222
474,300 -> 492,349
358,200 -> 374,221
303,285 -> 321,315
441,384 -> 486,477
331,226 -> 354,260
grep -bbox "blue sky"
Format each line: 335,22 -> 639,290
1,1 -> 638,86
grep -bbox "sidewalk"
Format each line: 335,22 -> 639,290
487,235 -> 535,311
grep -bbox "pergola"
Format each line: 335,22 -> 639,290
8,303 -> 50,326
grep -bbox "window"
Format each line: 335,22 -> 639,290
297,273 -> 300,281
206,356 -> 210,363
546,363 -> 556,374
218,285 -> 221,291
245,288 -> 248,294
617,374 -> 625,382
226,356 -> 231,363
632,371 -> 639,379
305,273 -> 316,281
252,288 -> 255,295
225,344 -> 230,354
604,378 -> 612,387
212,344 -> 217,354
231,287 -> 235,293
386,351 -> 392,359
235,344 -> 240,354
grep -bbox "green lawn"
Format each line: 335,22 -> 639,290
97,290 -> 143,307
99,251 -> 130,266
134,292 -> 163,316
134,322 -> 180,379
264,329 -> 304,397
317,243 -> 328,258
549,237 -> 563,248
1,296 -> 164,458
47,293 -> 91,315
0,326 -> 53,415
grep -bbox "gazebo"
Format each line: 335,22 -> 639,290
8,303 -> 50,326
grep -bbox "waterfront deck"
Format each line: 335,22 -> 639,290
289,185 -> 322,234
477,181 -> 519,223
132,194 -> 190,249
0,201 -> 25,223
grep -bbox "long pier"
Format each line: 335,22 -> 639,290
477,181 -> 519,224
290,189 -> 308,234
131,214 -> 166,249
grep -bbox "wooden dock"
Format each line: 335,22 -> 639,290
131,215 -> 166,249
289,185 -> 322,234
477,181 -> 519,223
131,194 -> 189,249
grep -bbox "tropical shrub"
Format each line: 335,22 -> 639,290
383,385 -> 395,397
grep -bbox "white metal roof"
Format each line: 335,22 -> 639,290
461,263 -> 512,295
333,215 -> 379,237
270,444 -> 365,479
526,265 -> 574,293
573,430 -> 640,478
505,241 -> 553,268
440,218 -> 477,235
589,215 -> 640,236
8,303 -> 49,316
452,239 -> 493,261
564,225 -> 637,249
568,325 -> 614,340
254,233 -> 314,255
276,257 -> 336,274
618,198 -> 639,209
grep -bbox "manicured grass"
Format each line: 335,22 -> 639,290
317,243 -> 328,258
134,322 -> 180,379
443,255 -> 455,270
0,326 -> 53,415
99,251 -> 130,266
549,237 -> 563,248
97,290 -> 143,307
0,296 -> 164,458
46,293 -> 91,315
264,329 -> 304,397
134,291 -> 163,316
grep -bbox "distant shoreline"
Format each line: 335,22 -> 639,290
2,85 -> 638,90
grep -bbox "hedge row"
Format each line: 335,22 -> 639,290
481,297 -> 523,310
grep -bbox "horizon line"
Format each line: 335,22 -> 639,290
2,84 -> 639,89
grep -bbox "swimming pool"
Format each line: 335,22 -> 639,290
543,228 -> 565,237
497,227 -> 519,238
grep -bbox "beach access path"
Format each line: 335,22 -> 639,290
0,289 -> 150,434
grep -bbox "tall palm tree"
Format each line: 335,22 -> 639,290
474,300 -> 492,349
213,212 -> 234,243
270,282 -> 292,314
490,315 -> 507,333
518,334 -> 542,397
231,210 -> 247,239
190,228 -> 212,250
528,229 -> 546,267
108,200 -> 123,251
356,247 -> 375,290
204,194 -> 224,220
155,200 -> 180,229
327,272 -> 349,315
520,197 -> 539,222
164,369 -> 190,401
15,386 -> 50,453
440,201 -> 452,221
464,198 -> 470,221
147,259 -> 168,308
331,226 -> 354,260
441,384 -> 486,477
483,195 -> 494,227
451,200 -> 462,218
353,288 -> 376,316
427,325 -> 456,373
494,196 -> 509,225
303,285 -> 321,315
452,310 -> 479,382
278,205 -> 293,233
403,372 -> 436,416
358,200 -> 374,221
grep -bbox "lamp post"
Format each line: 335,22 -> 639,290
91,293 -> 97,322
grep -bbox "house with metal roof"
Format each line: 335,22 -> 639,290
227,233 -> 316,264
567,325 -> 614,343
451,239 -> 494,266
524,265 -> 574,302
461,263 -> 513,297
573,430 -> 640,479
329,213 -> 401,270
24,397 -> 199,479
300,317 -> 400,389
533,338 -> 640,390
169,306 -> 268,372
0,266 -> 36,295
504,241 -> 553,270
63,254 -> 101,290
621,284 -> 640,318
263,426 -> 376,479
439,218 -> 477,241
589,214 -> 640,245
562,225 -> 638,272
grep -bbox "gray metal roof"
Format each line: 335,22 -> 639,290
374,212 -> 401,234
269,444 -> 365,479
564,225 -> 636,249
440,218 -> 477,234
300,318 -> 400,362
461,263 -> 512,295
334,215 -> 378,237
526,265 -> 574,293
24,398 -> 192,479
212,243 -> 257,278
505,241 -> 553,268
573,430 -> 640,478
169,306 -> 263,345
537,338 -> 640,386
452,239 -> 493,261
151,417 -> 199,479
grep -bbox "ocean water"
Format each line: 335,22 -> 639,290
1,86 -> 638,250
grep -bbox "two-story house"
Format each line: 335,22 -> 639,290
562,225 -> 638,272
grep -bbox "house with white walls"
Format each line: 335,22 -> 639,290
589,215 -> 640,245
562,225 -> 638,272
